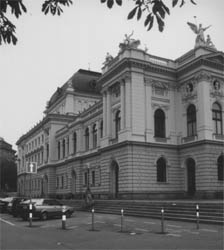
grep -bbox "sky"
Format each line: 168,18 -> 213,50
1,0 -> 224,151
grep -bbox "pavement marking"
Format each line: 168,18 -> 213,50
167,224 -> 182,228
144,221 -> 156,225
167,233 -> 181,237
0,218 -> 15,226
200,229 -> 218,233
135,228 -> 148,232
95,221 -> 105,224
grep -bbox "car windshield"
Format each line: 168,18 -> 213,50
22,199 -> 44,205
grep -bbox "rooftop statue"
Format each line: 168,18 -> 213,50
187,21 -> 213,48
206,34 -> 216,49
119,31 -> 140,52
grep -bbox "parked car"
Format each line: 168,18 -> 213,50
19,198 -> 75,220
0,197 -> 15,213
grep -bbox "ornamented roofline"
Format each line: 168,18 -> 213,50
16,114 -> 76,145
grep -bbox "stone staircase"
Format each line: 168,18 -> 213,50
83,200 -> 224,225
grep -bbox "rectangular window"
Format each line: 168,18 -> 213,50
84,172 -> 88,186
91,171 -> 95,186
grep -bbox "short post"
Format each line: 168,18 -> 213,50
196,204 -> 199,229
121,209 -> 124,232
161,207 -> 165,233
62,205 -> 66,230
91,208 -> 95,231
29,203 -> 32,227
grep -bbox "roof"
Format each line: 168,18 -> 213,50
47,69 -> 102,109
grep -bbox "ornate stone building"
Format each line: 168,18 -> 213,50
16,37 -> 224,199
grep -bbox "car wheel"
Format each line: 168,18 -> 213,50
41,212 -> 48,220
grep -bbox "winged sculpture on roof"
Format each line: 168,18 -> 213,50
187,22 -> 211,48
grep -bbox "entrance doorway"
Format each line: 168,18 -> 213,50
110,161 -> 119,198
186,158 -> 196,196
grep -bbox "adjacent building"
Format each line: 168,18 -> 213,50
0,138 -> 17,192
16,36 -> 224,200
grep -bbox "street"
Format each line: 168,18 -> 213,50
0,211 -> 223,249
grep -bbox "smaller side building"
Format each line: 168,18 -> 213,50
0,137 -> 17,193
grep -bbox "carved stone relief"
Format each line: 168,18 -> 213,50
210,78 -> 224,99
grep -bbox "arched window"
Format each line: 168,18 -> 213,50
62,139 -> 66,158
92,124 -> 97,148
154,109 -> 165,138
115,110 -> 121,138
187,104 -> 197,136
100,120 -> 103,138
212,102 -> 223,135
85,127 -> 89,150
156,157 -> 167,182
57,141 -> 60,160
73,132 -> 77,154
217,154 -> 224,181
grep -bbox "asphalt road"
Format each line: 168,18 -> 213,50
0,211 -> 223,250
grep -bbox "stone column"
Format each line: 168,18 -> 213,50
106,89 -> 111,137
77,128 -> 82,153
125,76 -> 131,129
196,71 -> 213,140
103,92 -> 107,137
120,81 -> 125,130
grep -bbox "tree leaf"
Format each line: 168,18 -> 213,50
180,0 -> 185,7
144,13 -> 152,27
101,0 -> 107,2
172,0 -> 178,7
190,0 -> 197,5
161,1 -> 170,15
137,7 -> 142,20
155,14 -> 164,32
127,6 -> 138,20
147,16 -> 154,31
115,0 -> 122,6
107,0 -> 114,8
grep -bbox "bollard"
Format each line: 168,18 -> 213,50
62,205 -> 66,230
196,204 -> 199,229
91,208 -> 95,231
29,203 -> 32,227
121,209 -> 124,232
161,207 -> 165,234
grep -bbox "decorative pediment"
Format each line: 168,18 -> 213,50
204,54 -> 224,65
